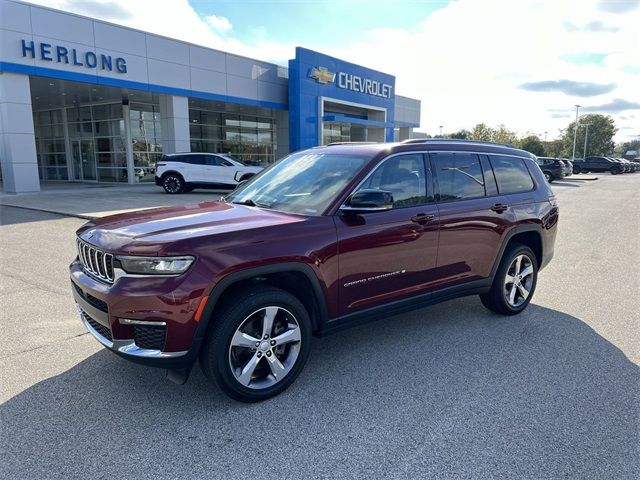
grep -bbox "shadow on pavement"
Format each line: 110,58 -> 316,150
1,298 -> 638,479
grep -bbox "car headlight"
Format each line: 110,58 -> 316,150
116,256 -> 195,275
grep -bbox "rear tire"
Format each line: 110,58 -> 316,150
480,244 -> 538,315
162,173 -> 185,194
200,286 -> 311,402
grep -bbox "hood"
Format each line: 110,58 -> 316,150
77,201 -> 305,254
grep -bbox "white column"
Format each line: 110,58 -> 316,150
122,103 -> 135,184
0,73 -> 40,193
158,95 -> 190,154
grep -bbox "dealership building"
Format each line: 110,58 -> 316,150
0,0 -> 421,193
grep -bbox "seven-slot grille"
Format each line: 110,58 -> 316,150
76,238 -> 115,283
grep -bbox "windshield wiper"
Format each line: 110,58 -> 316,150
232,199 -> 272,208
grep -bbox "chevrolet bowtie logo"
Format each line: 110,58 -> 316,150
309,66 -> 336,84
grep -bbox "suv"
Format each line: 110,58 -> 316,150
70,140 -> 558,402
155,153 -> 262,193
535,157 -> 565,182
573,156 -> 621,175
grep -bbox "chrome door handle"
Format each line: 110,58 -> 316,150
490,203 -> 508,213
411,213 -> 435,224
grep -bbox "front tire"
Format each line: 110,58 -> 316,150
544,172 -> 553,183
611,167 -> 620,175
162,173 -> 185,194
573,166 -> 581,174
200,286 -> 311,402
480,244 -> 538,315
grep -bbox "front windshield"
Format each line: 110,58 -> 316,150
225,152 -> 370,215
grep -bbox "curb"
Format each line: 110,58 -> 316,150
0,203 -> 95,221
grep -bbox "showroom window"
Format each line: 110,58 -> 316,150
189,107 -> 276,166
130,103 -> 162,182
33,109 -> 68,181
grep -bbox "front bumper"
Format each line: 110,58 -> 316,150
70,258 -> 208,369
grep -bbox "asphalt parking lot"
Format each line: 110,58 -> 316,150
1,174 -> 638,479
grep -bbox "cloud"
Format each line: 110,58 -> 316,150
24,0 -> 640,142
563,20 -> 619,32
583,98 -> 640,113
550,113 -> 572,119
598,0 -> 640,13
205,14 -> 232,34
519,80 -> 616,97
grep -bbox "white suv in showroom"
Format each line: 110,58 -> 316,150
155,153 -> 263,194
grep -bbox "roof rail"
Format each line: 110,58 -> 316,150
325,141 -> 379,146
401,138 -> 514,148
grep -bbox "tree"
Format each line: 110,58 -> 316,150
448,129 -> 471,139
543,139 -> 563,158
470,123 -> 494,141
560,114 -> 617,158
519,135 -> 545,156
493,124 -> 518,145
615,139 -> 640,157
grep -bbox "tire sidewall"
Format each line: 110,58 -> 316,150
204,287 -> 312,402
495,245 -> 538,314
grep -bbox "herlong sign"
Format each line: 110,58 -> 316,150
20,40 -> 127,73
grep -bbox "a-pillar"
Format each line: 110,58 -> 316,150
158,95 -> 190,154
0,72 -> 40,193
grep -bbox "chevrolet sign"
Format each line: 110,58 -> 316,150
309,66 -> 393,99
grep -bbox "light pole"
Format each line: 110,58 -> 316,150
439,125 -> 443,137
582,123 -> 592,159
544,131 -> 548,142
571,104 -> 581,161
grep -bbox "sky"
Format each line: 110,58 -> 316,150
28,0 -> 640,142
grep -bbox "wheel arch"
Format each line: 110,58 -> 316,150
192,263 -> 329,355
160,170 -> 185,181
490,226 -> 543,279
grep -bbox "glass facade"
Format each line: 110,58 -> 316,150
67,103 -> 127,182
189,108 -> 276,166
30,84 -> 276,183
34,109 -> 67,180
322,122 -> 351,145
130,103 -> 162,182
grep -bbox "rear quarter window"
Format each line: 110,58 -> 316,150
489,156 -> 535,194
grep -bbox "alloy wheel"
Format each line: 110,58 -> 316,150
504,254 -> 534,308
163,175 -> 181,193
228,306 -> 302,390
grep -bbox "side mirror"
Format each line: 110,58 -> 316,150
340,189 -> 393,214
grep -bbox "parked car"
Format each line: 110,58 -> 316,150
572,156 -> 622,175
155,153 -> 263,194
560,159 -> 573,177
609,157 -> 630,173
535,157 -> 566,182
71,139 -> 559,402
617,158 -> 637,173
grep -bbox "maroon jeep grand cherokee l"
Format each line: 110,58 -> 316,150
70,140 -> 558,402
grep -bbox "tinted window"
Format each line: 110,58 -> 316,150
177,155 -> 205,165
489,156 -> 534,194
432,152 -> 485,201
480,156 -> 498,196
205,155 -> 233,167
360,154 -> 429,208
